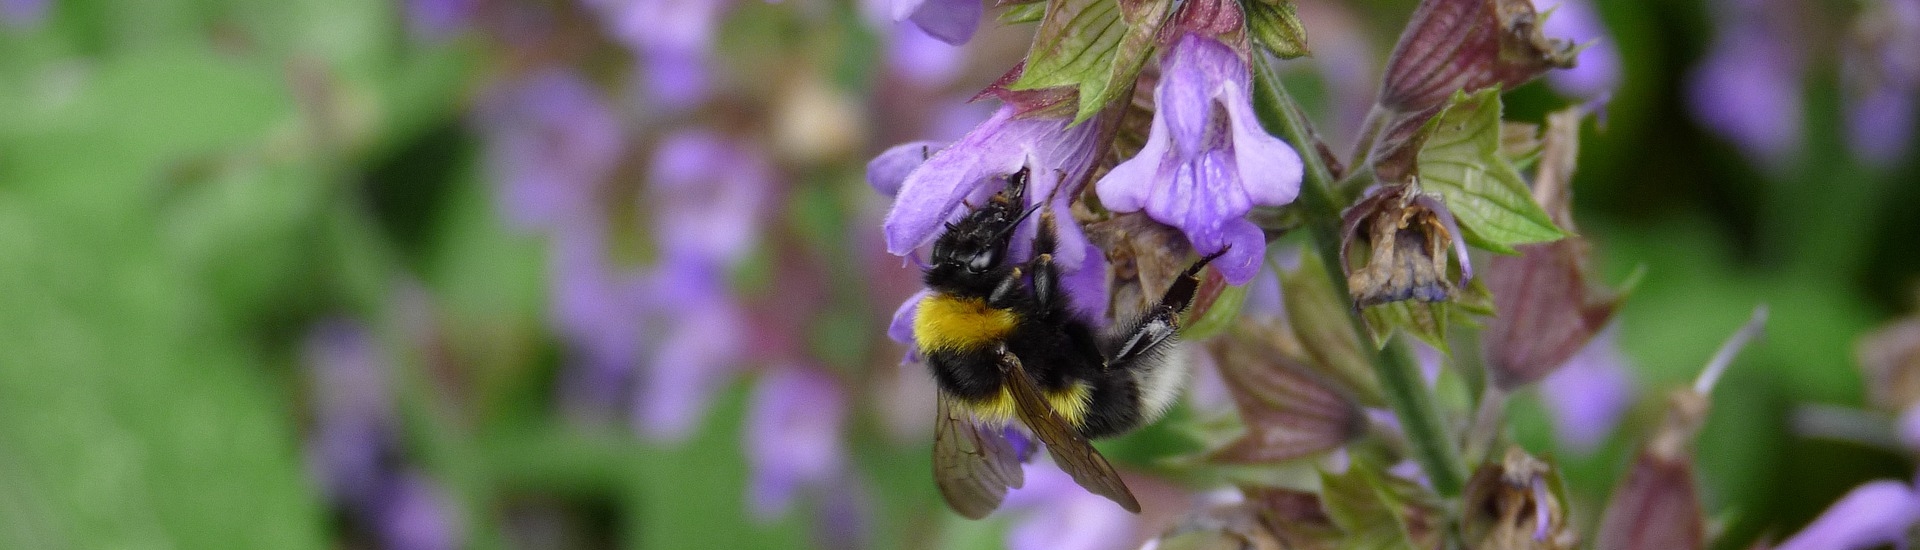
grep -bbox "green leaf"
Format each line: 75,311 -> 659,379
1362,300 -> 1449,353
1012,0 -> 1171,122
1245,0 -> 1310,59
1416,88 -> 1567,254
999,2 -> 1047,24
1319,460 -> 1442,550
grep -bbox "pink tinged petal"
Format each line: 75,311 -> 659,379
889,289 -> 931,344
1061,240 -> 1111,323
1221,84 -> 1303,208
1158,34 -> 1237,158
1775,480 -> 1920,550
906,0 -> 982,45
745,367 -> 850,520
1540,328 -> 1636,455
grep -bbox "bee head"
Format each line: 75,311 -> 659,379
926,168 -> 1035,289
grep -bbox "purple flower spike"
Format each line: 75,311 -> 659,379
476,69 -> 625,232
892,0 -> 981,45
1843,0 -> 1920,166
305,320 -> 395,507
634,257 -> 748,441
883,104 -> 1102,270
1775,480 -> 1920,550
1095,33 -> 1303,284
649,130 -> 773,265
1533,0 -> 1621,99
1688,0 -> 1804,169
1539,327 -> 1636,455
378,472 -> 465,550
745,366 -> 850,520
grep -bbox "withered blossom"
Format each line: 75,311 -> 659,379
1377,0 -> 1579,115
1339,184 -> 1470,306
1461,447 -> 1577,549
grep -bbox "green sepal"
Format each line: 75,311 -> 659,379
1179,276 -> 1248,341
1362,300 -> 1450,354
999,2 -> 1047,24
1244,0 -> 1310,59
1011,0 -> 1172,123
1416,88 -> 1567,254
1319,459 -> 1443,550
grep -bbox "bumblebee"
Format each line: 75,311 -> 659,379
915,167 -> 1223,518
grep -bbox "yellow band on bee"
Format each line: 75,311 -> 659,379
913,294 -> 1019,353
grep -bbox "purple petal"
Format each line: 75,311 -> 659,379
1534,0 -> 1621,99
868,141 -> 942,197
745,366 -> 849,520
1688,27 -> 1803,168
1538,327 -> 1635,454
906,0 -> 981,45
1210,218 -> 1267,284
1094,113 -> 1171,213
1846,86 -> 1916,166
1003,468 -> 1138,550
650,131 -> 773,264
634,273 -> 747,441
378,472 -> 464,550
1060,239 -> 1111,323
889,289 -> 930,345
406,0 -> 475,41
883,105 -> 1100,257
1898,404 -> 1920,452
644,48 -> 712,112
1775,480 -> 1920,550
476,68 -> 625,232
1221,84 -> 1303,207
1159,34 -> 1238,158
890,21 -> 968,86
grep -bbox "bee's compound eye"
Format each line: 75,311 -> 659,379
967,251 -> 995,273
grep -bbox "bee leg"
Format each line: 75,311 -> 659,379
1108,248 -> 1228,368
988,267 -> 1026,308
1027,208 -> 1062,312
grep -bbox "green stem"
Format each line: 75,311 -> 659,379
1250,56 -> 1467,497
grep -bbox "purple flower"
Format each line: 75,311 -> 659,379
586,0 -> 732,109
634,256 -> 749,440
1775,479 -> 1920,550
1001,466 -> 1139,550
1,0 -> 45,27
889,21 -> 968,86
1843,0 -> 1920,166
1094,33 -> 1304,284
883,104 -> 1101,273
376,471 -> 465,550
891,0 -> 981,46
476,69 -> 626,232
302,320 -> 464,550
744,366 -> 851,519
548,220 -> 650,421
1688,0 -> 1804,169
1532,0 -> 1622,99
1538,326 -> 1636,455
406,0 -> 475,41
648,130 -> 773,264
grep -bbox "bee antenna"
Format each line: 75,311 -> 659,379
991,202 -> 1046,242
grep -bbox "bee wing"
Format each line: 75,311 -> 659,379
1000,351 -> 1143,513
934,393 -> 1027,519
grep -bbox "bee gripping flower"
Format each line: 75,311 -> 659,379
1094,33 -> 1304,285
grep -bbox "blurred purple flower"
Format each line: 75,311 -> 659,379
1538,326 -> 1636,455
649,131 -> 772,264
1,0 -> 45,27
1843,0 -> 1920,166
890,21 -> 968,87
406,0 -> 475,41
1533,0 -> 1621,99
1094,33 -> 1304,285
302,320 -> 464,550
1002,466 -> 1138,550
548,221 -> 650,421
892,0 -> 981,46
377,472 -> 465,550
634,257 -> 749,440
476,68 -> 626,231
1688,0 -> 1804,168
1775,479 -> 1920,550
1900,404 -> 1920,451
745,366 -> 851,519
586,0 -> 731,109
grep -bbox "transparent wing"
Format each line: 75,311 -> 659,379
934,393 -> 1026,519
1000,351 -> 1142,513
